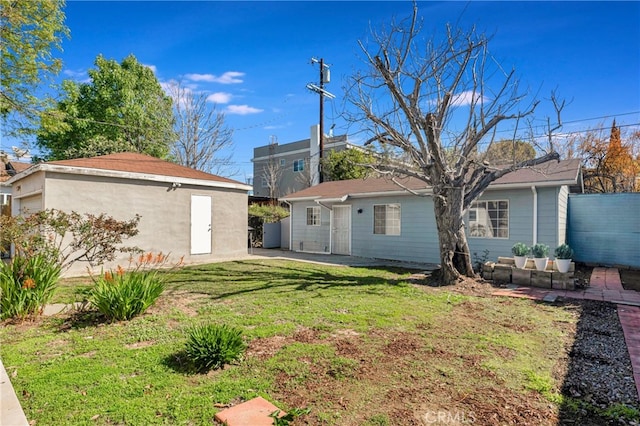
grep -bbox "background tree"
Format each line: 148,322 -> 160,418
344,6 -> 562,285
570,121 -> 640,193
1,0 -> 69,138
261,158 -> 285,199
481,140 -> 536,165
36,54 -> 175,160
167,81 -> 235,175
322,148 -> 375,181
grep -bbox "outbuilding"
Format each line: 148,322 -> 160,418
7,152 -> 251,276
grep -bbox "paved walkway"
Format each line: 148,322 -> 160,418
493,267 -> 640,401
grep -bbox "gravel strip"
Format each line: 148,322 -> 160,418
560,299 -> 640,425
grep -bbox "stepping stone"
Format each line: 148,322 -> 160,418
214,397 -> 285,426
506,284 -> 519,290
542,294 -> 557,303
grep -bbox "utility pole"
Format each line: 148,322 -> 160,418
306,58 -> 334,184
319,58 -> 324,183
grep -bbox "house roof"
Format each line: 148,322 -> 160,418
281,158 -> 583,201
7,152 -> 252,191
0,161 -> 32,183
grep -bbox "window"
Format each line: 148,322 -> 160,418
280,158 -> 286,167
306,206 -> 320,226
468,200 -> 509,238
293,159 -> 304,172
261,177 -> 268,188
373,204 -> 401,235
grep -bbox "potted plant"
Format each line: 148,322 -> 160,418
554,244 -> 574,273
531,243 -> 550,271
511,242 -> 530,269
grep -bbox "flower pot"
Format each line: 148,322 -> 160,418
514,255 -> 527,269
534,257 -> 548,271
556,258 -> 571,273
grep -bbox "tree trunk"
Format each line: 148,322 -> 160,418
432,185 -> 475,285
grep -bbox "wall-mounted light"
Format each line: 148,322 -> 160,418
357,208 -> 363,214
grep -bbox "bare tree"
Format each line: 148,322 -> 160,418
261,159 -> 285,199
168,81 -> 235,175
344,5 -> 562,285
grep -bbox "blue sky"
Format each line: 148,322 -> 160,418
9,1 -> 640,181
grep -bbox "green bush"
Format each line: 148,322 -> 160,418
554,244 -> 574,259
531,243 -> 550,258
89,270 -> 164,321
0,254 -> 61,320
511,242 -> 530,257
185,324 -> 246,372
88,252 -> 174,321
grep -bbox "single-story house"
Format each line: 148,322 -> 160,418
281,159 -> 583,265
6,152 -> 252,276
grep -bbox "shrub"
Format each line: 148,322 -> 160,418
554,244 -> 574,259
185,324 -> 246,372
89,252 -> 178,321
0,209 -> 141,271
511,242 -> 530,257
531,243 -> 550,258
0,254 -> 61,320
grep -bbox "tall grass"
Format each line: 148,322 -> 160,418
0,254 -> 61,320
89,252 -> 180,321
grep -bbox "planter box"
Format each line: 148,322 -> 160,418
482,262 -> 495,280
512,267 -> 532,286
492,264 -> 512,283
552,272 -> 575,290
531,270 -> 552,289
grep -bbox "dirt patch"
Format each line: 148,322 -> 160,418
255,326 -> 562,425
621,269 -> 640,291
149,290 -> 208,317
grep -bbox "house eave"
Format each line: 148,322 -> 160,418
7,164 -> 252,192
486,180 -> 577,190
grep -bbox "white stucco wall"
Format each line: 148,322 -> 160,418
11,170 -> 248,277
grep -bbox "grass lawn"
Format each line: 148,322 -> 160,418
0,259 -> 595,424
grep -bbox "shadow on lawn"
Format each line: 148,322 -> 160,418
164,260 -> 412,300
557,299 -> 640,425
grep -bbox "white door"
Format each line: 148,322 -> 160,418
332,205 -> 351,255
191,195 -> 212,254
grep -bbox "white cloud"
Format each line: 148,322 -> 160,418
226,104 -> 263,115
143,64 -> 157,74
207,92 -> 232,104
451,90 -> 488,107
63,69 -> 85,77
63,69 -> 90,83
185,71 -> 245,84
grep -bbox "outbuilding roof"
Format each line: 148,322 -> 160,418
282,158 -> 582,201
7,152 -> 252,191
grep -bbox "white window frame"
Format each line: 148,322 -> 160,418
261,176 -> 268,188
293,159 -> 305,172
373,204 -> 401,235
306,206 -> 320,226
468,200 -> 509,239
280,158 -> 286,167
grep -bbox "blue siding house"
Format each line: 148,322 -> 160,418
281,159 -> 583,265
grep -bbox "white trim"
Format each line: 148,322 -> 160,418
485,180 -> 577,190
7,164 -> 252,191
283,200 -> 293,250
282,189 -> 431,202
531,186 -> 538,245
12,189 -> 42,200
